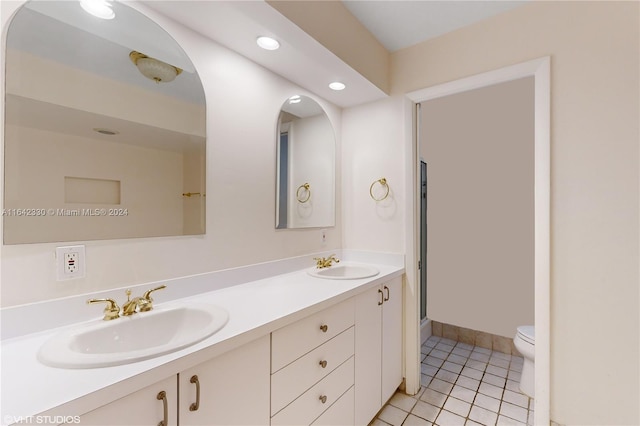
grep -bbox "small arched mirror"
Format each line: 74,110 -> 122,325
3,0 -> 206,244
276,95 -> 335,229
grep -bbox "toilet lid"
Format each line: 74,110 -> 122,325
517,326 -> 535,344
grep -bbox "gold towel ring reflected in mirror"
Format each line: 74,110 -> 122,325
370,178 -> 390,201
296,183 -> 311,203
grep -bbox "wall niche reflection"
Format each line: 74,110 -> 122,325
3,0 -> 206,244
276,95 -> 335,229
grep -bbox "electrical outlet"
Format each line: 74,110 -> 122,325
56,245 -> 85,280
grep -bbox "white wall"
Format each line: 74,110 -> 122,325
421,77 -> 535,339
4,125 -> 184,243
0,1 -> 342,307
343,2 -> 637,424
342,95 -> 406,254
288,113 -> 335,228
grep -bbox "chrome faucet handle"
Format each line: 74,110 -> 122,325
87,298 -> 120,321
140,284 -> 167,312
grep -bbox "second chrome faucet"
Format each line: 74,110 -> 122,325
88,285 -> 167,321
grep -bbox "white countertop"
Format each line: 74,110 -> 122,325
0,258 -> 404,425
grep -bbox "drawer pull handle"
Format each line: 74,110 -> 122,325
319,360 -> 328,368
189,375 -> 200,411
384,285 -> 390,301
378,289 -> 384,305
319,324 -> 328,333
319,395 -> 328,404
157,391 -> 168,426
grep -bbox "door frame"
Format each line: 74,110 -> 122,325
403,57 -> 550,423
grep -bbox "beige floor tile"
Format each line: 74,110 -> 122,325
379,404 -> 410,426
435,410 -> 466,426
499,401 -> 528,423
502,389 -> 529,408
496,414 -> 526,425
420,389 -> 447,408
478,382 -> 504,399
474,393 -> 501,413
469,405 -> 498,425
390,392 -> 419,412
443,397 -> 471,417
456,375 -> 480,391
428,378 -> 454,395
411,400 -> 441,422
450,385 -> 476,403
403,414 -> 433,426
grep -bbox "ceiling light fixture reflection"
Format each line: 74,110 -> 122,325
130,51 -> 182,83
257,36 -> 280,51
79,0 -> 115,20
329,82 -> 346,91
289,95 -> 301,104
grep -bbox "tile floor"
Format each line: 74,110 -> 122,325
371,336 -> 534,426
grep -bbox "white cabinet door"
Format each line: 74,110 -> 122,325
76,375 -> 177,426
354,285 -> 383,425
381,276 -> 403,404
354,277 -> 404,426
179,335 -> 270,426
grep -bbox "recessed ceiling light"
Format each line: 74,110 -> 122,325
257,36 -> 280,51
289,95 -> 301,104
79,0 -> 115,20
329,82 -> 346,91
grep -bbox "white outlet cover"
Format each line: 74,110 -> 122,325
56,245 -> 86,281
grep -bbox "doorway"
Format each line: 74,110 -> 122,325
406,57 -> 550,423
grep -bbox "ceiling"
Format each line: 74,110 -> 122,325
342,1 -> 528,52
141,1 -> 528,108
7,1 -> 529,109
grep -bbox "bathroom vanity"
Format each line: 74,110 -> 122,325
0,255 -> 404,426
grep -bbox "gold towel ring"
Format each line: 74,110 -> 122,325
370,178 -> 390,201
296,183 -> 311,203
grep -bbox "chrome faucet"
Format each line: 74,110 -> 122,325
313,254 -> 340,269
87,285 -> 167,320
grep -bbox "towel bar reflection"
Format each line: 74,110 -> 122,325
370,178 -> 390,201
296,183 -> 311,203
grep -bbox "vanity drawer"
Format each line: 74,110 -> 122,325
271,327 -> 354,414
311,386 -> 354,426
271,356 -> 354,426
272,298 -> 354,372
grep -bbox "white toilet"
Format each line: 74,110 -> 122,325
513,325 -> 535,398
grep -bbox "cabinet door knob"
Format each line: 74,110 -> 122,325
319,360 -> 328,368
319,395 -> 327,404
383,285 -> 390,301
378,289 -> 384,306
319,324 -> 328,333
189,375 -> 200,412
157,391 -> 168,426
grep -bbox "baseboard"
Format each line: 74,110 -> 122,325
420,318 -> 432,345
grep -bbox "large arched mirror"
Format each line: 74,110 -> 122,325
276,95 -> 335,229
3,0 -> 206,244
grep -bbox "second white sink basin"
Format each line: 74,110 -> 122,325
308,264 -> 380,280
38,303 -> 229,369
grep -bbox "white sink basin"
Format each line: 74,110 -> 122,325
307,264 -> 380,280
38,303 -> 229,368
